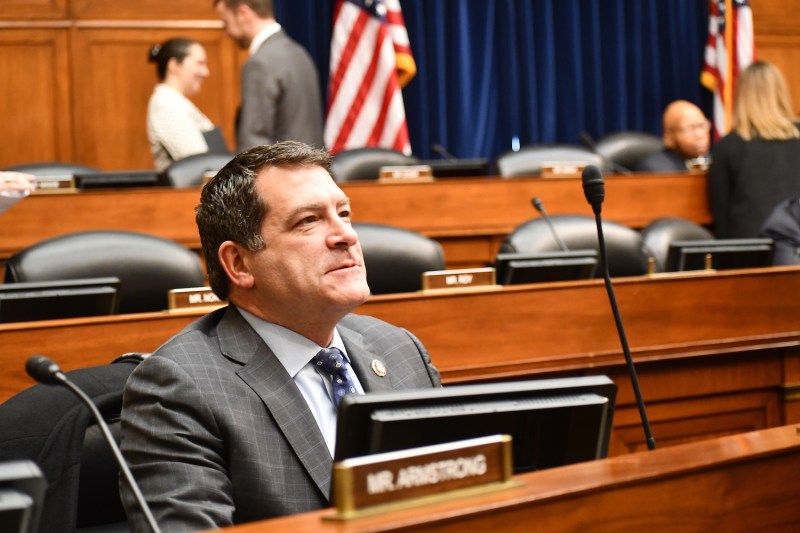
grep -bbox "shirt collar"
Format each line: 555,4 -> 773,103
249,21 -> 282,56
237,306 -> 349,378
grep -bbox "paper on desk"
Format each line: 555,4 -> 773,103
0,189 -> 29,215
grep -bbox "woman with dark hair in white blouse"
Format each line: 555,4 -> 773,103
147,37 -> 217,171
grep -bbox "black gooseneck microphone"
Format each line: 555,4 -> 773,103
531,197 -> 569,252
578,131 -> 633,176
25,355 -> 162,533
580,166 -> 656,451
431,143 -> 457,161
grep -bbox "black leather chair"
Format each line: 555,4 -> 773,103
759,197 -> 800,266
495,144 -> 605,177
640,217 -> 715,272
163,152 -> 234,188
3,162 -> 100,177
4,230 -> 206,314
331,147 -> 419,182
594,131 -> 664,172
499,215 -> 649,277
354,223 -> 445,294
0,354 -> 145,533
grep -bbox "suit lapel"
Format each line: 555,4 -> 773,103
340,323 -> 395,393
217,308 -> 333,500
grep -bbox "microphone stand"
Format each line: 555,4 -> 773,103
27,356 -> 162,533
531,197 -> 569,252
592,211 -> 657,451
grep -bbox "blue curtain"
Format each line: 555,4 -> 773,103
275,0 -> 710,161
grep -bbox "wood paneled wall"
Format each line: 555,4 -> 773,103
751,0 -> 800,115
1,1 -> 799,170
0,0 -> 244,170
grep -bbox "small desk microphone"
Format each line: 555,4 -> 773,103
431,143 -> 457,161
531,197 -> 569,252
26,355 -> 163,533
578,131 -> 633,175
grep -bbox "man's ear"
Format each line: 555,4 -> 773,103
219,241 -> 255,289
662,132 -> 676,150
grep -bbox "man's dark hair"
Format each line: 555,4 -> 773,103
214,0 -> 274,18
196,141 -> 332,300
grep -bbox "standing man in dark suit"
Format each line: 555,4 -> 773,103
637,100 -> 711,172
119,141 -> 440,531
214,0 -> 325,152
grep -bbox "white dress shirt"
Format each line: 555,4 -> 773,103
238,308 -> 364,456
248,21 -> 282,56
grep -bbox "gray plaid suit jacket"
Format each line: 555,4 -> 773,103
237,29 -> 325,152
119,306 -> 440,531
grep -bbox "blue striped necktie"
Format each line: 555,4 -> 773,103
312,347 -> 358,407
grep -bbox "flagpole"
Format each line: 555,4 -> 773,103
723,0 -> 734,134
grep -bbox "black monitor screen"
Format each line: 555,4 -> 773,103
0,460 -> 46,533
334,375 -> 616,474
0,277 -> 121,323
73,171 -> 164,189
421,158 -> 490,178
494,250 -> 599,285
665,239 -> 774,272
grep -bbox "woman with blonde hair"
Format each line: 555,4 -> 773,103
708,60 -> 800,238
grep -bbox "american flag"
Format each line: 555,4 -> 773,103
701,0 -> 755,140
324,0 -> 416,155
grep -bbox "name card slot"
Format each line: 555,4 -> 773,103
329,434 -> 515,519
421,267 -> 496,292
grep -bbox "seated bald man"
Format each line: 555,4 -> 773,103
637,100 -> 711,172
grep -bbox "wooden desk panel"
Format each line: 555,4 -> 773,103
2,268 -> 799,451
0,173 -> 710,267
221,425 -> 800,533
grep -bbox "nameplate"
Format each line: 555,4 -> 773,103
202,170 -> 217,186
378,165 -> 434,183
167,287 -> 225,311
540,161 -> 587,178
329,435 -> 514,519
421,267 -> 496,291
32,175 -> 76,194
687,157 -> 710,173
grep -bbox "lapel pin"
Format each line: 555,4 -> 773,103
371,359 -> 387,377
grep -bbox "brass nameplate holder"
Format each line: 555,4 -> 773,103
32,175 -> 76,194
328,434 -> 515,520
201,170 -> 218,186
378,165 -> 433,183
540,161 -> 587,178
421,267 -> 496,292
646,253 -> 716,278
167,287 -> 226,312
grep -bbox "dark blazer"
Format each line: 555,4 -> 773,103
237,30 -> 325,152
708,131 -> 800,238
120,306 -> 440,531
759,197 -> 800,265
635,148 -> 688,172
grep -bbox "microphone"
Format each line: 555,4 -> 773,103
581,164 -> 605,215
531,197 -> 569,252
579,167 -> 657,451
25,355 -> 162,533
431,143 -> 457,161
578,131 -> 633,175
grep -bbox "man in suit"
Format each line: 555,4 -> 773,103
119,141 -> 440,531
637,100 -> 711,172
214,0 -> 324,152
